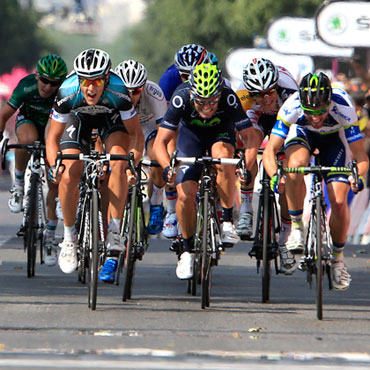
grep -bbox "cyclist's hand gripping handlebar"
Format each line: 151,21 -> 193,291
163,150 -> 178,185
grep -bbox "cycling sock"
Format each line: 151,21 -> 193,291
332,242 -> 345,261
64,225 -> 77,242
165,189 -> 177,214
46,219 -> 58,238
183,235 -> 194,252
288,210 -> 303,228
14,169 -> 25,187
108,218 -> 121,233
151,184 -> 163,206
221,207 -> 233,223
240,189 -> 253,214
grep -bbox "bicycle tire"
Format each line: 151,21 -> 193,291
78,195 -> 89,284
26,174 -> 38,278
262,184 -> 272,303
123,186 -> 137,301
37,184 -> 46,265
88,189 -> 99,310
315,198 -> 323,320
201,191 -> 211,309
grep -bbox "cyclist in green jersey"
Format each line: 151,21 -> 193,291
0,54 -> 68,266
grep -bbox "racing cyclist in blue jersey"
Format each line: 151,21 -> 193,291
263,72 -> 369,291
158,43 -> 209,239
46,49 -> 144,274
154,63 -> 256,280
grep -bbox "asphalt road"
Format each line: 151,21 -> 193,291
0,174 -> 370,369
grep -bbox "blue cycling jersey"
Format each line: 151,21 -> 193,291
158,64 -> 182,102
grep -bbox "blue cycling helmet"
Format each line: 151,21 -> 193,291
174,44 -> 209,73
208,52 -> 219,67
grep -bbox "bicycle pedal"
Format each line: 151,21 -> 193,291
240,235 -> 253,241
221,242 -> 234,249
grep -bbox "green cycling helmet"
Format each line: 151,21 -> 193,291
190,63 -> 223,98
37,54 -> 68,80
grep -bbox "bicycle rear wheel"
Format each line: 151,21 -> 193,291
201,191 -> 212,309
25,174 -> 38,278
262,185 -> 272,303
315,199 -> 323,320
123,187 -> 137,301
88,189 -> 99,310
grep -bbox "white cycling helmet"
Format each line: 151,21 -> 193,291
174,44 -> 209,73
242,58 -> 279,93
73,48 -> 111,78
115,60 -> 147,88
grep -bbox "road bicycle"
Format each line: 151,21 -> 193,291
1,139 -> 47,278
246,148 -> 282,303
55,151 -> 130,310
281,155 -> 358,320
119,157 -> 160,301
171,152 -> 241,309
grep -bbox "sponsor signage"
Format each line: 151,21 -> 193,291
267,17 -> 354,57
225,48 -> 314,90
316,1 -> 370,47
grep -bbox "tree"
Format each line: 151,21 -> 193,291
0,0 -> 56,74
128,0 -> 322,82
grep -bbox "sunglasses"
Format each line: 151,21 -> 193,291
302,106 -> 329,116
249,88 -> 276,98
194,96 -> 220,106
128,87 -> 143,96
80,78 -> 105,87
180,72 -> 190,80
39,76 -> 61,87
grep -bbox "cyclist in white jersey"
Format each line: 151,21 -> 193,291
235,58 -> 298,274
263,72 -> 369,290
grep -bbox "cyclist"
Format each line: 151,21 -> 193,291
158,44 -> 209,239
46,48 -> 144,274
154,63 -> 256,279
263,72 -> 369,290
0,54 -> 68,266
235,58 -> 298,274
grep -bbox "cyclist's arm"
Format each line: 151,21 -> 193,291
238,126 -> 259,170
153,126 -> 176,169
262,133 -> 285,178
0,103 -> 16,132
123,114 -> 144,165
349,137 -> 369,179
46,118 -> 65,167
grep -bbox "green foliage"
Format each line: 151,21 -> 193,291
128,0 -> 323,82
0,0 -> 56,74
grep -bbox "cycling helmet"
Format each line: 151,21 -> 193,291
115,60 -> 147,88
174,44 -> 209,73
190,63 -> 223,98
299,72 -> 332,109
73,48 -> 111,78
242,58 -> 279,93
37,54 -> 67,80
208,52 -> 219,67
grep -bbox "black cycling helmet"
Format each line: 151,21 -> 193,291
299,72 -> 332,109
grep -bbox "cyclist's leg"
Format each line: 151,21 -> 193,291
9,120 -> 38,213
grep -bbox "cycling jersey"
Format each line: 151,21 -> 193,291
135,80 -> 167,148
8,74 -> 56,127
158,64 -> 182,102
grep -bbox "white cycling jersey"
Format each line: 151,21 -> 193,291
135,80 -> 167,145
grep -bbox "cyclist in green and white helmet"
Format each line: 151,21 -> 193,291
0,53 -> 68,266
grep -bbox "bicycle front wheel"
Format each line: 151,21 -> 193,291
123,187 -> 137,301
25,174 -> 38,278
315,199 -> 323,320
261,185 -> 272,303
201,191 -> 212,309
88,189 -> 99,310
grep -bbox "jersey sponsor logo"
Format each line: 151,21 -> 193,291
172,95 -> 183,108
76,105 -> 114,115
106,88 -> 130,101
331,105 -> 350,121
190,117 -> 221,127
227,94 -> 238,109
179,165 -> 190,174
57,92 -> 76,106
148,85 -> 164,100
66,125 -> 76,139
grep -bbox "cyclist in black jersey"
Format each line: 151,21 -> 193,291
46,49 -> 144,275
154,63 -> 256,279
0,54 -> 68,266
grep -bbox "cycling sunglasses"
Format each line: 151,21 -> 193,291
302,106 -> 329,116
39,76 -> 61,87
249,88 -> 276,98
193,96 -> 220,106
80,78 -> 105,87
128,87 -> 143,96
